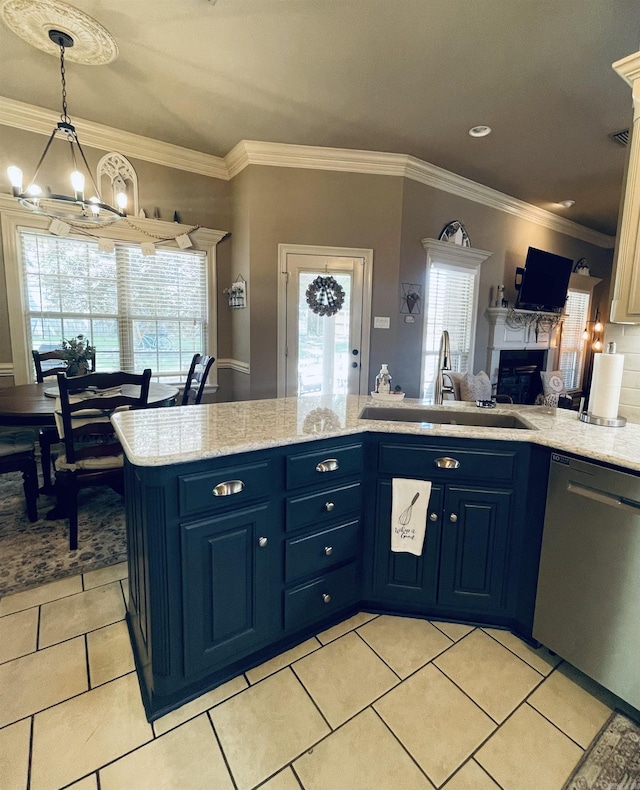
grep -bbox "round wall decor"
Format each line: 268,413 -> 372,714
305,275 -> 345,316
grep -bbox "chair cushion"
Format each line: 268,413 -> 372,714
459,371 -> 492,401
0,429 -> 37,456
540,370 -> 567,396
55,453 -> 124,473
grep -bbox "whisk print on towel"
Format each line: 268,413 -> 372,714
391,478 -> 432,556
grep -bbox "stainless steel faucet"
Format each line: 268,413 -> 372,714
434,330 -> 452,404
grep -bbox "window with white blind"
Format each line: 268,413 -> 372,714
20,230 -> 208,381
559,289 -> 591,391
422,261 -> 478,400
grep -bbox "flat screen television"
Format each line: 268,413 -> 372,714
514,247 -> 573,312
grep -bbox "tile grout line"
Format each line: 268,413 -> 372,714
206,709 -> 239,790
289,762 -> 305,790
370,704 -> 439,788
438,756 -> 505,790
35,603 -> 41,652
352,629 -> 403,681
315,612 -> 380,646
84,632 -> 92,689
289,664 -> 334,732
25,715 -> 34,790
481,626 -> 558,676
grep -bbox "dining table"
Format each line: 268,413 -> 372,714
0,381 -> 180,427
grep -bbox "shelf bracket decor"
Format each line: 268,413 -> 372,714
505,308 -> 563,342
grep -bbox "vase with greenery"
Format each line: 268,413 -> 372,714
61,334 -> 95,377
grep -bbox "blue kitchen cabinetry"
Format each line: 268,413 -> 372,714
124,433 -> 549,720
124,436 -> 364,719
363,435 -> 550,634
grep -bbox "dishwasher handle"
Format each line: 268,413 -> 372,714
567,481 -> 640,515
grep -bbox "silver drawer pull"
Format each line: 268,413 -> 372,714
316,458 -> 339,473
434,457 -> 460,470
322,593 -> 332,604
429,513 -> 438,521
449,513 -> 458,522
258,536 -> 268,548
324,546 -> 333,556
212,480 -> 245,497
325,501 -> 335,512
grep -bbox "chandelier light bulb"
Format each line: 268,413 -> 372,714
116,192 -> 128,212
7,165 -> 23,193
89,196 -> 101,215
70,170 -> 85,198
582,328 -> 589,341
26,184 -> 42,196
594,319 -> 603,333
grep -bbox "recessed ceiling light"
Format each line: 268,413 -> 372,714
468,125 -> 492,138
558,200 -> 575,208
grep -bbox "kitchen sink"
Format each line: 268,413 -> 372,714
358,406 -> 535,429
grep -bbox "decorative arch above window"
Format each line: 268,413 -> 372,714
97,152 -> 139,216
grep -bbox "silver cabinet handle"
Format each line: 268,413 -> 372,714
325,501 -> 335,511
429,513 -> 438,521
449,513 -> 458,522
434,457 -> 460,469
322,593 -> 331,604
258,536 -> 268,548
324,546 -> 333,556
316,458 -> 339,473
212,480 -> 245,496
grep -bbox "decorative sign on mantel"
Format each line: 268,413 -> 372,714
504,307 -> 564,341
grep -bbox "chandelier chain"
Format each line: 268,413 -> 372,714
59,42 -> 70,124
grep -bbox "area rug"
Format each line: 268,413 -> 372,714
0,472 -> 126,597
563,711 -> 640,790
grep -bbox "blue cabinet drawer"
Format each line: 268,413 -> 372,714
286,443 -> 362,490
379,444 -> 517,483
284,562 -> 359,631
178,461 -> 271,518
286,482 -> 361,532
285,519 -> 360,582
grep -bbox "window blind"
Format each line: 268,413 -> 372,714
20,230 -> 208,381
422,263 -> 476,400
559,289 -> 590,391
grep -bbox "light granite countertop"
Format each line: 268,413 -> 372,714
111,395 -> 640,473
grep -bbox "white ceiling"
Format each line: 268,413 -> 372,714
1,0 -> 639,236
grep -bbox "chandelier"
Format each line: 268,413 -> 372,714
6,29 -> 125,226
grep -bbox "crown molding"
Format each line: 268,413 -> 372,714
227,140 -> 615,248
0,97 -> 615,248
0,96 -> 228,179
612,50 -> 640,86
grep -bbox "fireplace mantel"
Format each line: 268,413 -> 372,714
485,307 -> 560,384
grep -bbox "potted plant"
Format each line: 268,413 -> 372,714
61,334 -> 95,376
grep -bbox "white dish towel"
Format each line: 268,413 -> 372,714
391,478 -> 432,556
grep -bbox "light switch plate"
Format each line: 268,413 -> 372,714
374,316 -> 390,329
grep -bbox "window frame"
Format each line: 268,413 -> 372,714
1,204 -> 226,385
420,238 -> 490,401
558,283 -> 595,393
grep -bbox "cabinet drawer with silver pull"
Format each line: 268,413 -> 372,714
286,443 -> 363,490
178,461 -> 270,518
285,519 -> 360,582
378,444 -> 517,482
285,482 -> 361,532
284,562 -> 359,632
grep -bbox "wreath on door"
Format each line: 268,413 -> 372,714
305,275 -> 345,316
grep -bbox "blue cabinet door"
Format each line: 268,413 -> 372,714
181,503 -> 281,677
438,486 -> 512,612
372,480 -> 443,606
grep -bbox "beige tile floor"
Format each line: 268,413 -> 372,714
0,565 -> 621,790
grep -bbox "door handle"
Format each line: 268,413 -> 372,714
212,480 -> 245,496
567,482 -> 640,514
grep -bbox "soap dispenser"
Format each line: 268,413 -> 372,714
375,364 -> 392,394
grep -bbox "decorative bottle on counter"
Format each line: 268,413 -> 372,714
376,364 -> 392,394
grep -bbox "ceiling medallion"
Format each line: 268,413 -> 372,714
1,0 -> 118,64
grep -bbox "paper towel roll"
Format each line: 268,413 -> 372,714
588,352 -> 625,419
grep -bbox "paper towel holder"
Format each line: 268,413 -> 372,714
579,412 -> 627,427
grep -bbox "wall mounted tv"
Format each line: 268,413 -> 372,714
514,247 -> 573,313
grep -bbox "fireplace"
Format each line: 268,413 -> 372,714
497,349 -> 547,404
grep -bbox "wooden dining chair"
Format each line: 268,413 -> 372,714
32,349 -> 97,493
181,354 -> 215,405
53,369 -> 151,550
0,429 -> 39,522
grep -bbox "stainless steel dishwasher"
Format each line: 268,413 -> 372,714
533,453 -> 640,710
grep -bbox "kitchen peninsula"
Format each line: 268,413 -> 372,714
112,396 -> 640,719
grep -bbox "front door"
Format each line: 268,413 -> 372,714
278,245 -> 372,397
